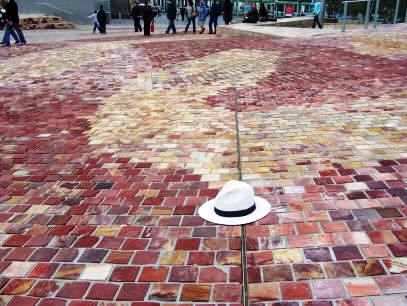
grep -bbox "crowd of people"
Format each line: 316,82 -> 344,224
241,1 -> 275,23
0,0 -> 26,47
0,0 -> 324,46
129,0 -> 234,36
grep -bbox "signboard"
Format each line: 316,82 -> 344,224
285,4 -> 293,16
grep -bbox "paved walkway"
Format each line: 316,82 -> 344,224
0,26 -> 406,306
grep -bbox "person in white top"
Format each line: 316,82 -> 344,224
88,10 -> 100,34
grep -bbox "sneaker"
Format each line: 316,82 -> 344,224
2,44 -> 10,47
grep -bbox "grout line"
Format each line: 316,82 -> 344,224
233,88 -> 249,306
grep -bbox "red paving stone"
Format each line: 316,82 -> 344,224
0,29 -> 406,305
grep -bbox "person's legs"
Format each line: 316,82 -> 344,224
93,22 -> 100,33
185,18 -> 191,32
144,20 -> 151,36
208,17 -> 213,33
9,26 -> 20,44
2,24 -> 12,46
133,18 -> 138,31
137,18 -> 142,31
213,17 -> 218,33
312,14 -> 322,28
170,19 -> 176,33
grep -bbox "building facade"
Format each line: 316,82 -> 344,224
17,0 -> 111,24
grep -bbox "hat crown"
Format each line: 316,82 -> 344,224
215,180 -> 255,212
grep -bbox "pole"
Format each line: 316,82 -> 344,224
320,0 -> 326,28
297,0 -> 300,16
393,0 -> 400,24
374,0 -> 380,28
405,4 -> 407,23
342,1 -> 348,32
364,0 -> 370,29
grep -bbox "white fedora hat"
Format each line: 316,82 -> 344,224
198,180 -> 271,225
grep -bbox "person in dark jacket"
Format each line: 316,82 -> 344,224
243,2 -> 258,23
142,0 -> 154,36
222,0 -> 233,25
165,0 -> 177,34
0,0 -> 19,45
131,1 -> 142,32
208,0 -> 220,34
259,2 -> 268,22
97,5 -> 107,34
2,0 -> 26,47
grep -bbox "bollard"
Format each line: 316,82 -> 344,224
364,0 -> 370,29
373,0 -> 380,28
342,1 -> 348,32
393,0 -> 400,24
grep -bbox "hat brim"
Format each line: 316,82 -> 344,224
198,196 -> 271,226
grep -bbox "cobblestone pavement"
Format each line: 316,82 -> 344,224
0,28 -> 406,306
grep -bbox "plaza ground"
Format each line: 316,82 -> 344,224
0,23 -> 406,305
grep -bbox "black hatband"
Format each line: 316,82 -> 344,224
214,203 -> 256,218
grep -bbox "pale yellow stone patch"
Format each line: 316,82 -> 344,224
240,98 -> 407,188
0,42 -> 127,81
273,249 -> 303,264
350,31 -> 407,56
93,225 -> 121,236
26,205 -> 50,215
160,251 -> 187,265
151,207 -> 173,215
87,49 -> 280,187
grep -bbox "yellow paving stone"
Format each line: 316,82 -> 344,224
151,207 -> 173,216
94,225 -> 121,236
5,196 -> 28,205
160,251 -> 187,265
273,249 -> 304,264
26,205 -> 50,214
137,189 -> 160,197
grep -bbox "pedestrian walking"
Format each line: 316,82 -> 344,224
180,6 -> 186,21
312,0 -> 323,29
131,1 -> 142,32
97,5 -> 107,34
88,10 -> 101,33
166,0 -> 177,34
0,0 -> 19,45
197,0 -> 208,34
222,0 -> 233,25
184,0 -> 196,33
142,0 -> 154,36
1,0 -> 26,47
208,0 -> 220,34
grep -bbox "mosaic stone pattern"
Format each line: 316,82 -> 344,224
0,27 -> 406,305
